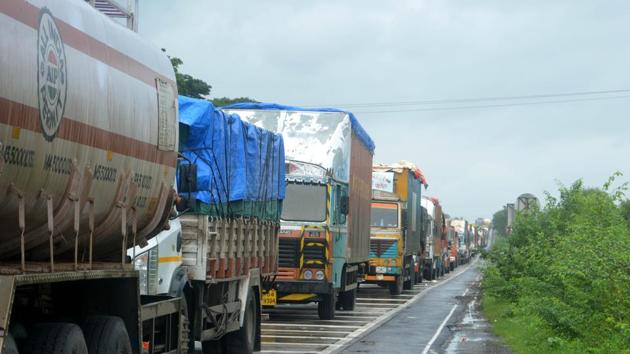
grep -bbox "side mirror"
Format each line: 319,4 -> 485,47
177,163 -> 197,211
340,195 -> 349,215
178,163 -> 198,193
176,231 -> 182,252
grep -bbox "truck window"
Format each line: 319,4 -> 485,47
371,203 -> 398,228
281,182 -> 327,222
335,185 -> 347,225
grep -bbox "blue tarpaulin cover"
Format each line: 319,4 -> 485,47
224,103 -> 375,154
178,96 -> 285,219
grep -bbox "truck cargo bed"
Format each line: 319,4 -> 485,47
180,214 -> 279,281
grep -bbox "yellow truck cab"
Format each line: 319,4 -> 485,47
367,163 -> 427,295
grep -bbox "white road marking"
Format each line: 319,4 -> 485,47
263,323 -> 361,329
261,335 -> 348,344
261,342 -> 330,346
260,351 -> 319,354
420,288 -> 470,354
262,328 -> 350,335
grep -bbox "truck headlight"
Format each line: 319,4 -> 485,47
134,247 -> 158,295
315,270 -> 325,280
303,270 -> 313,280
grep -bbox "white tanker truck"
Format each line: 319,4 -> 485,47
0,1 -> 283,353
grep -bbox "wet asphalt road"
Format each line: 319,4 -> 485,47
260,279 -> 433,353
341,259 -> 510,354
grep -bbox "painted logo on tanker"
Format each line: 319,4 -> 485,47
37,8 -> 67,141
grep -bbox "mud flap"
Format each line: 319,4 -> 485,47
237,269 -> 260,327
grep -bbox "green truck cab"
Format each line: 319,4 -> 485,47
367,163 -> 427,295
272,160 -> 354,319
222,106 -> 375,320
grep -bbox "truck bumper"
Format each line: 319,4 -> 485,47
364,264 -> 401,283
364,274 -> 396,282
367,265 -> 401,275
276,280 -> 332,296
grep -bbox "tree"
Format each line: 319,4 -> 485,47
211,97 -> 258,107
620,199 -> 630,229
163,50 -> 211,99
492,208 -> 507,236
162,50 -> 258,105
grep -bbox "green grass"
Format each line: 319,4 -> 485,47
482,293 -> 584,354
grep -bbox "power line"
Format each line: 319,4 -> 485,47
304,88 -> 630,109
352,94 -> 630,114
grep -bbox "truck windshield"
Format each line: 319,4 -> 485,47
371,203 -> 398,227
281,182 -> 327,222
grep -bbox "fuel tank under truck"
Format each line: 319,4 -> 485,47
0,0 -> 178,264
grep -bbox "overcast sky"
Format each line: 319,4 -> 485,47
138,0 -> 630,221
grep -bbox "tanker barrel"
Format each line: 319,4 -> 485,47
0,1 -> 178,262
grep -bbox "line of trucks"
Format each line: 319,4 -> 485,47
0,1 -> 486,353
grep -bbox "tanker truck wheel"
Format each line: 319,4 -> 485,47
318,291 -> 336,320
389,275 -> 403,295
82,316 -> 132,354
23,323 -> 88,354
224,291 -> 256,354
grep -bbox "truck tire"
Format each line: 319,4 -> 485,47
424,263 -> 432,281
337,288 -> 357,311
318,292 -> 336,320
82,316 -> 132,354
403,267 -> 413,290
224,291 -> 256,354
403,260 -> 414,290
201,339 -> 222,354
23,323 -> 88,354
389,275 -> 403,295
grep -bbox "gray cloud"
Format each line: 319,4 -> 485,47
139,0 -> 630,220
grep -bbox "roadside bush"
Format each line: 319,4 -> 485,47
483,180 -> 630,354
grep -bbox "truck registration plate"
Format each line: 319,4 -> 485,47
262,289 -> 277,307
376,266 -> 387,274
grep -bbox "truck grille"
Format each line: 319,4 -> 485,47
303,242 -> 326,269
278,238 -> 300,268
369,239 -> 397,258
